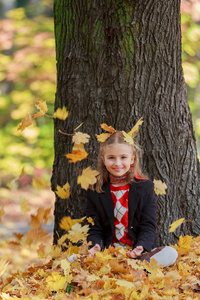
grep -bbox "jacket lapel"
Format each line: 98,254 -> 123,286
100,183 -> 114,227
128,182 -> 141,227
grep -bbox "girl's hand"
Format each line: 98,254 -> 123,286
126,246 -> 144,258
88,244 -> 101,256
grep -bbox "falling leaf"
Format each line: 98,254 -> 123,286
72,143 -> 85,152
29,207 -> 51,229
67,223 -> 89,243
96,133 -> 112,142
153,179 -> 167,195
53,106 -> 69,120
169,218 -> 185,233
55,182 -> 70,199
46,271 -> 66,292
77,167 -> 99,190
122,131 -> 134,145
32,177 -> 49,189
87,217 -> 94,226
17,114 -> 33,131
37,243 -> 46,258
0,207 -> 5,223
32,100 -> 48,119
66,149 -> 88,163
60,216 -> 84,231
0,259 -> 9,276
101,123 -> 116,133
128,117 -> 144,137
19,196 -> 31,214
72,132 -> 90,144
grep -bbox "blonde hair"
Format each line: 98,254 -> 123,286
95,131 -> 148,193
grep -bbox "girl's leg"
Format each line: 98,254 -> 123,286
150,246 -> 178,267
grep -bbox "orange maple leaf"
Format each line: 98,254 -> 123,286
66,150 -> 88,163
101,123 -> 116,133
77,167 -> 99,190
17,114 -> 33,131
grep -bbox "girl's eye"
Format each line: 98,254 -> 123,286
122,156 -> 127,159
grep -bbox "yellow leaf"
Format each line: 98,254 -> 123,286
153,179 -> 167,195
46,271 -> 66,292
122,131 -> 134,145
72,143 -> 85,151
35,100 -> 48,116
19,196 -> 31,214
53,106 -> 69,120
128,117 -> 144,137
55,182 -> 70,199
72,132 -> 90,144
61,259 -> 71,281
67,223 -> 89,243
66,149 -> 88,163
87,217 -> 94,226
77,167 -> 99,190
96,133 -> 112,142
32,177 -> 49,189
101,123 -> 116,133
0,259 -> 9,276
37,243 -> 46,258
169,218 -> 185,233
115,279 -> 135,289
0,207 -> 5,223
17,114 -> 33,132
60,216 -> 83,231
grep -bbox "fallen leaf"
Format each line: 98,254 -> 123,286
46,271 -> 66,292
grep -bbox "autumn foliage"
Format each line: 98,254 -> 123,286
0,210 -> 199,299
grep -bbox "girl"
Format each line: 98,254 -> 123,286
86,130 -> 178,267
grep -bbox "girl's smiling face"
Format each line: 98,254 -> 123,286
103,143 -> 135,177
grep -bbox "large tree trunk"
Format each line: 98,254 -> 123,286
52,0 -> 200,246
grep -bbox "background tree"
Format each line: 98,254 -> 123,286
52,0 -> 200,246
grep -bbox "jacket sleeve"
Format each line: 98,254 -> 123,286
133,181 -> 158,252
85,189 -> 105,249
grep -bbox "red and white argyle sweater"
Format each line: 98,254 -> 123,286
110,183 -> 133,247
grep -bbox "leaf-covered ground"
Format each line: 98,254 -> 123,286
0,186 -> 200,299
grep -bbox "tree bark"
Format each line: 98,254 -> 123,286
52,0 -> 200,246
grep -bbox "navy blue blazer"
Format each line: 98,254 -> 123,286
86,179 -> 158,252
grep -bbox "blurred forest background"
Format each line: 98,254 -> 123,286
0,0 -> 200,234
